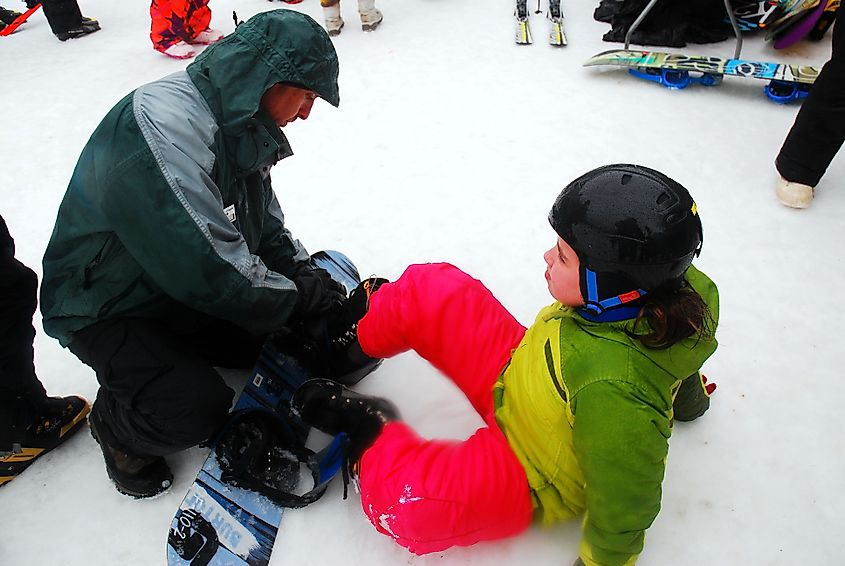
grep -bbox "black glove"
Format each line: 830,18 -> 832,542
291,264 -> 346,320
24,1 -> 38,9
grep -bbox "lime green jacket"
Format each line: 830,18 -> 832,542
494,266 -> 718,566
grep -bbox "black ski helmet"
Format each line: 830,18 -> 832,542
549,164 -> 703,295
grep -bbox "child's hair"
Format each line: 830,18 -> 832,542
627,282 -> 714,349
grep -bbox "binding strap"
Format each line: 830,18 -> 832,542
215,409 -> 345,508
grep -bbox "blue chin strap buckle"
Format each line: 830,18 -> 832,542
577,268 -> 646,322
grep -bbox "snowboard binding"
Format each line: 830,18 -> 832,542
764,79 -> 812,104
629,67 -> 722,89
214,407 -> 347,508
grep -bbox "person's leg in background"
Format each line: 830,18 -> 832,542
0,215 -> 90,487
775,7 -> 845,208
40,0 -> 99,41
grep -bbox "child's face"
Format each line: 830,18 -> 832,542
544,236 -> 584,307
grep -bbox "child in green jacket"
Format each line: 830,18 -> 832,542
295,164 -> 719,566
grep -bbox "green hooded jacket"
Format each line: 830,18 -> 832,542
494,265 -> 719,566
40,10 -> 339,346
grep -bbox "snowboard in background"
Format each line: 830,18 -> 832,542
584,49 -> 819,102
762,0 -> 821,39
731,0 -> 780,31
0,3 -> 41,36
773,0 -> 829,48
808,0 -> 839,39
167,250 -> 361,566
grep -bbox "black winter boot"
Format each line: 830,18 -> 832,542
55,17 -> 99,41
89,409 -> 173,498
0,7 -> 23,25
673,372 -> 715,422
0,395 -> 90,487
292,378 -> 398,464
275,277 -> 388,386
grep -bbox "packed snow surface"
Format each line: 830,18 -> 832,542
1,0 -> 841,564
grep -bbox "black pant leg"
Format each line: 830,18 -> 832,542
776,9 -> 845,186
39,0 -> 83,35
68,319 -> 238,457
0,216 -> 47,450
179,318 -> 266,369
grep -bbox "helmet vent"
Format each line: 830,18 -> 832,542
621,173 -> 632,185
666,211 -> 685,224
656,192 -> 670,205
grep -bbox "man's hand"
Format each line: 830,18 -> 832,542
291,264 -> 346,320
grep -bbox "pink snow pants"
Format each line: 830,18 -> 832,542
356,263 -> 534,555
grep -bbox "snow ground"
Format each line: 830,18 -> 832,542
1,0 -> 842,564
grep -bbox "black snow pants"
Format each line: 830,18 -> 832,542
776,8 -> 845,187
0,215 -> 47,451
39,0 -> 85,35
68,316 -> 266,457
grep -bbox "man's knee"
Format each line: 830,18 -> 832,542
150,377 -> 234,450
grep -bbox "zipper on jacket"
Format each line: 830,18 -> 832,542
545,339 -> 568,402
83,239 -> 112,290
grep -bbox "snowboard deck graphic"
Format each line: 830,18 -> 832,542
773,0 -> 828,48
584,49 -> 820,85
167,251 -> 360,566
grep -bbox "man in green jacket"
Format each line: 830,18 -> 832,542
40,10 -> 349,498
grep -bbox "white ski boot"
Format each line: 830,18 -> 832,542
775,175 -> 814,209
322,3 -> 344,37
358,0 -> 383,32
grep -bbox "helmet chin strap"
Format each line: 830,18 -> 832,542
576,268 -> 647,322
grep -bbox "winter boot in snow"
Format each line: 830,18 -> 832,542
292,378 -> 399,465
0,396 -> 90,487
89,409 -> 173,498
55,17 -> 100,41
158,40 -> 197,59
191,27 -> 224,45
775,175 -> 813,209
0,7 -> 23,25
357,0 -> 383,31
322,2 -> 344,36
274,277 -> 387,385
673,372 -> 716,422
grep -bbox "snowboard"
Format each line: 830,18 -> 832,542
808,0 -> 839,39
0,3 -> 41,37
763,0 -> 821,39
584,49 -> 820,102
773,0 -> 828,48
167,250 -> 362,566
731,0 -> 780,31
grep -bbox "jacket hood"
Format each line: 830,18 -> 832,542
186,9 -> 339,138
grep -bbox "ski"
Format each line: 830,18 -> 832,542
515,0 -> 532,45
515,0 -> 566,46
548,0 -> 566,46
584,49 -> 820,103
0,3 -> 41,37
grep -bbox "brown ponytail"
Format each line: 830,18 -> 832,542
626,282 -> 714,349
